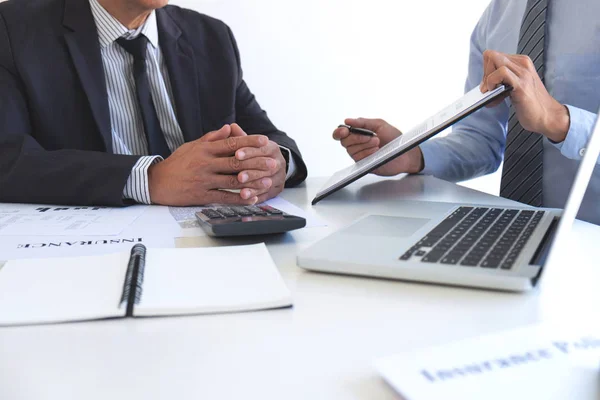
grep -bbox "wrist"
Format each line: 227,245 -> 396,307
409,147 -> 425,174
543,102 -> 570,143
147,163 -> 162,205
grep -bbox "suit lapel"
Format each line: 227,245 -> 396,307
156,9 -> 203,142
63,0 -> 112,152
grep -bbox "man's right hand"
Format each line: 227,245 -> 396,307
148,125 -> 275,206
332,118 -> 425,176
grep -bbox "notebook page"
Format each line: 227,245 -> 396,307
0,252 -> 130,326
135,244 -> 292,317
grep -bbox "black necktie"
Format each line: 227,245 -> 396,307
500,0 -> 548,206
116,36 -> 172,158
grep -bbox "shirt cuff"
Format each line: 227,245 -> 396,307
279,146 -> 297,181
419,140 -> 446,176
122,156 -> 163,204
550,105 -> 597,159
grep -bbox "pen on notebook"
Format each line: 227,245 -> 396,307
338,124 -> 377,137
120,244 -> 147,317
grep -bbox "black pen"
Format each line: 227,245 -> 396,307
338,124 -> 377,137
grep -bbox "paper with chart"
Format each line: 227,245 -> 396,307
168,196 -> 327,229
0,203 -> 148,236
313,85 -> 511,204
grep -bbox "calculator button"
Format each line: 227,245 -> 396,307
259,205 -> 283,215
215,207 -> 237,218
230,206 -> 253,216
245,205 -> 268,216
201,209 -> 224,219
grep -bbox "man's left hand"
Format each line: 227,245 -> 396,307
233,124 -> 286,203
200,123 -> 285,202
481,50 -> 570,143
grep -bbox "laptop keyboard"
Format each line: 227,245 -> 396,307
400,207 -> 546,270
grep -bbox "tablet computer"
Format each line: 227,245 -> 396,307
312,85 -> 512,205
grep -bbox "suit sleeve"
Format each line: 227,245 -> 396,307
0,13 -> 141,206
225,25 -> 308,187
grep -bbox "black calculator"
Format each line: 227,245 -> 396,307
195,204 -> 306,237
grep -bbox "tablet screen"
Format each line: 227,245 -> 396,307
313,85 -> 511,205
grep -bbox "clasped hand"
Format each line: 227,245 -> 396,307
149,124 -> 286,206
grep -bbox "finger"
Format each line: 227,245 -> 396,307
486,66 -> 520,93
481,50 -> 514,92
230,123 -> 248,137
513,54 -> 535,73
483,67 -> 519,108
207,135 -> 269,156
353,146 -> 379,161
239,184 -> 271,201
211,174 -> 272,191
236,142 -> 277,161
333,126 -> 351,141
340,133 -> 375,149
199,125 -> 232,143
344,117 -> 386,132
346,138 -> 380,157
244,162 -> 285,202
482,51 -> 522,91
254,184 -> 283,204
213,156 -> 278,174
204,189 -> 258,205
238,169 -> 276,184
255,193 -> 270,205
481,50 -> 497,92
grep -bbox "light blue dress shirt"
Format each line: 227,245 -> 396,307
420,0 -> 600,224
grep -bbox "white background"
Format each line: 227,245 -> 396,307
173,0 -> 499,194
0,0 -> 498,193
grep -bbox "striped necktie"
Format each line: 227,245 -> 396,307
500,0 -> 548,206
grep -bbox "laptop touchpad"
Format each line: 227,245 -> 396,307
343,215 -> 430,238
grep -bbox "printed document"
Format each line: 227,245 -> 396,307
0,203 -> 147,236
0,235 -> 175,262
375,324 -> 600,400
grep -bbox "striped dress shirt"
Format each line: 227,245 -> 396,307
89,0 -> 295,204
90,0 -> 182,204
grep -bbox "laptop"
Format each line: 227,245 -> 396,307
298,108 -> 600,292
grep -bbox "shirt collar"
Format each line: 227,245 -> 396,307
89,0 -> 159,49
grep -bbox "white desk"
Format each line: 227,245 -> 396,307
1,175 -> 599,400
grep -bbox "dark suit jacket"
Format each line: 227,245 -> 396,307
0,0 -> 307,206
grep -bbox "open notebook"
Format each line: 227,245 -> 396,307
0,243 -> 292,326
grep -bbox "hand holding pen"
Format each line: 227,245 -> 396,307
332,118 -> 424,176
337,124 -> 377,137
